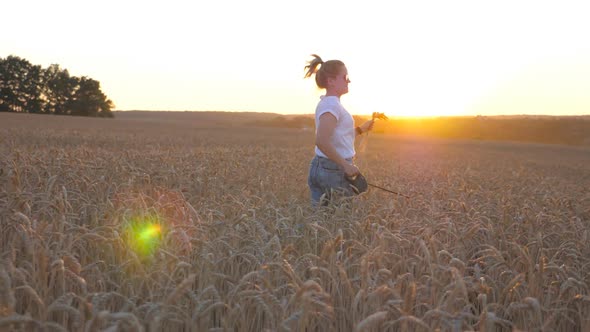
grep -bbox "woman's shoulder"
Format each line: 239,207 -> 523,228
318,96 -> 342,108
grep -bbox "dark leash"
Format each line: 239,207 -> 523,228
367,182 -> 410,198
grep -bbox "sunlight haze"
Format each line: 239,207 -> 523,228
2,0 -> 590,117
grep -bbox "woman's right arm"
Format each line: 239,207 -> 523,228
316,113 -> 359,177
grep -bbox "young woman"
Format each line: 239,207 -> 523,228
304,54 -> 374,205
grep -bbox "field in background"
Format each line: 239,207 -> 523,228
1,112 -> 590,331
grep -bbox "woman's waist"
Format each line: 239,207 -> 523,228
315,155 -> 354,163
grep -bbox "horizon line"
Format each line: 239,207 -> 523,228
112,110 -> 590,118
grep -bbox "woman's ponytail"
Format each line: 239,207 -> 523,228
304,54 -> 323,79
303,54 -> 344,89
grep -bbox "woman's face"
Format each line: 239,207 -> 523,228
328,66 -> 350,96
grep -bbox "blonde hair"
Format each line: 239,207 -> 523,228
304,54 -> 345,89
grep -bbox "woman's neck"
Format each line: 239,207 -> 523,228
325,89 -> 341,98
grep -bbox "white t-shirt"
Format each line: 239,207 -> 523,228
314,95 -> 355,159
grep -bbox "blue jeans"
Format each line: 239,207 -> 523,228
308,155 -> 354,205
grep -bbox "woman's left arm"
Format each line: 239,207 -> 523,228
356,119 -> 375,136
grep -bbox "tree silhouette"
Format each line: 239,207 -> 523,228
43,64 -> 78,115
0,55 -> 114,117
0,55 -> 43,113
70,77 -> 114,117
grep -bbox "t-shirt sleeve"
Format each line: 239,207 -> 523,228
317,105 -> 340,121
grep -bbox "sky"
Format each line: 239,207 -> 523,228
2,0 -> 590,117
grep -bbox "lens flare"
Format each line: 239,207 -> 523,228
139,224 -> 161,241
124,215 -> 163,257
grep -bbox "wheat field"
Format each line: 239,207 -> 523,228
1,112 -> 590,331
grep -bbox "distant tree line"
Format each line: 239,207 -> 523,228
251,113 -> 590,146
0,55 -> 114,117
251,115 -> 315,129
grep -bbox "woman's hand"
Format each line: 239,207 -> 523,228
342,163 -> 360,178
359,119 -> 375,134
